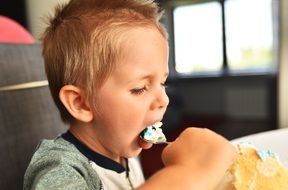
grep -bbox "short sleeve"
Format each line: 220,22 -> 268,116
23,139 -> 102,190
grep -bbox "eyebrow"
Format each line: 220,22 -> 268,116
137,72 -> 169,81
126,72 -> 169,85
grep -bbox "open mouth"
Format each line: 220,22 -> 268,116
140,121 -> 163,137
140,122 -> 166,144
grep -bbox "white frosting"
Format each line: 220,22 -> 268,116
236,142 -> 279,161
141,122 -> 166,144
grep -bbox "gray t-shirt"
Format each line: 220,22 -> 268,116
24,131 -> 145,190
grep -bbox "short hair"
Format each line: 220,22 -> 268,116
42,0 -> 168,123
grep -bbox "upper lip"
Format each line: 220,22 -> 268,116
146,119 -> 163,128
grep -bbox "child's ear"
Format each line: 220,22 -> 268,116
59,85 -> 93,123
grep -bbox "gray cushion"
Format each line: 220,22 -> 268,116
0,43 -> 67,190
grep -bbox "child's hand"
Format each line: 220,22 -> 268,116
161,127 -> 236,189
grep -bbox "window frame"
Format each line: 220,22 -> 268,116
161,0 -> 280,79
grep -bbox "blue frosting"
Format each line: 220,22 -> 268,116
144,128 -> 153,137
237,141 -> 276,161
257,149 -> 276,161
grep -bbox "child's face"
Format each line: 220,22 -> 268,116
92,26 -> 169,161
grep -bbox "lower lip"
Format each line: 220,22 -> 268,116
138,136 -> 153,149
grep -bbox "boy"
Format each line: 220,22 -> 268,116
24,0 -> 236,189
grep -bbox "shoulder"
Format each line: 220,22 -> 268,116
24,137 -> 102,190
31,137 -> 85,162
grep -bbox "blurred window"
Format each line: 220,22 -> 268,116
172,0 -> 278,76
174,2 -> 223,74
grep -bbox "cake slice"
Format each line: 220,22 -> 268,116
216,143 -> 288,190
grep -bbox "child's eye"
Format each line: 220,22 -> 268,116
130,86 -> 147,95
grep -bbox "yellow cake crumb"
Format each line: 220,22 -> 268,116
216,145 -> 288,190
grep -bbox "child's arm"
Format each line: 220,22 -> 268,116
137,127 -> 236,190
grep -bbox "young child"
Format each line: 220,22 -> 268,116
24,0 -> 236,189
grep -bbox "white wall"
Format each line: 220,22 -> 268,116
278,0 -> 288,128
25,0 -> 70,40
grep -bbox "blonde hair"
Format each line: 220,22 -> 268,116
42,0 -> 168,123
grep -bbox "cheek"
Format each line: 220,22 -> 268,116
95,96 -> 147,130
120,99 -> 150,127
112,104 -> 145,130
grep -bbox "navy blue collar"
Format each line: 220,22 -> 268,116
61,130 -> 128,173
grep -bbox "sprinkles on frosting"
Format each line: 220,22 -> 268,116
140,122 -> 166,144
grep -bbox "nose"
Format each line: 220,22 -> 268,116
150,88 -> 169,111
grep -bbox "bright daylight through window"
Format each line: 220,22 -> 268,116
173,0 -> 276,75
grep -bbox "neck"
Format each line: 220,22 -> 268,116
69,123 -> 123,165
